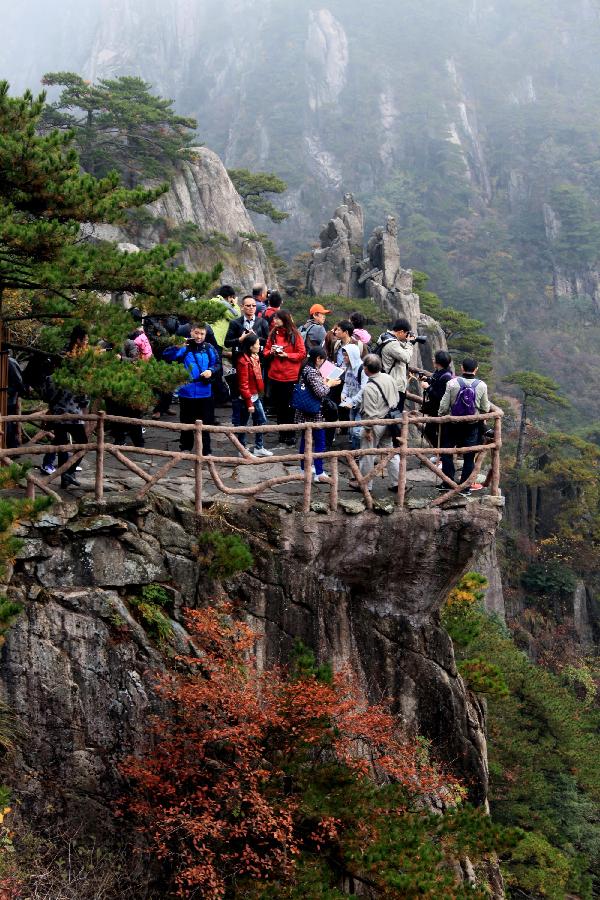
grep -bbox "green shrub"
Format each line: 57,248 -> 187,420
129,584 -> 173,644
521,561 -> 578,597
196,530 -> 253,580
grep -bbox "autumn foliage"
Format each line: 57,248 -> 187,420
122,604 -> 506,898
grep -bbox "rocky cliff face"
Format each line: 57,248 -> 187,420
1,493 -> 502,833
96,147 -> 277,292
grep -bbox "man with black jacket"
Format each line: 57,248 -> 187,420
420,350 -> 453,449
224,296 -> 270,425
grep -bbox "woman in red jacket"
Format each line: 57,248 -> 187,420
235,334 -> 273,457
264,309 -> 306,446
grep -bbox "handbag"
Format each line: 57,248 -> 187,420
292,375 -> 322,415
322,397 -> 339,421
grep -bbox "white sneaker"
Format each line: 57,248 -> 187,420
41,464 -> 56,475
253,447 -> 273,457
313,474 -> 329,484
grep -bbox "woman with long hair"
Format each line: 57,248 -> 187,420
235,333 -> 273,457
264,309 -> 306,446
294,347 -> 340,483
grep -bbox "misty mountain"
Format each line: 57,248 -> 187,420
3,0 -> 600,422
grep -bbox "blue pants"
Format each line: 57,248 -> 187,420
231,397 -> 244,427
299,427 -> 326,476
239,399 -> 267,449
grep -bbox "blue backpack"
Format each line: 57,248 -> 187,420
450,377 -> 480,416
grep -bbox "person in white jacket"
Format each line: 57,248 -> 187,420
339,343 -> 368,449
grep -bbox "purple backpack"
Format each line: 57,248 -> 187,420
450,377 -> 480,416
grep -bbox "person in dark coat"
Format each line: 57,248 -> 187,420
419,350 -> 454,449
224,296 -> 270,426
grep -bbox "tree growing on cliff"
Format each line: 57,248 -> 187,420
443,573 -> 600,898
41,72 -> 198,186
0,81 -> 222,407
504,371 -> 568,468
228,169 -> 289,223
413,271 -> 494,374
122,603 -> 509,898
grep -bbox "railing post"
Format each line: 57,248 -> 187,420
329,455 -> 339,512
490,413 -> 502,497
95,410 -> 105,501
194,420 -> 203,515
26,472 -> 35,501
397,411 -> 409,507
302,424 -> 313,514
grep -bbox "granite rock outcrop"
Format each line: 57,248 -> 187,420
1,494 -> 502,833
95,147 -> 277,293
307,196 -> 448,363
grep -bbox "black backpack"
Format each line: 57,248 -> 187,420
374,335 -> 400,374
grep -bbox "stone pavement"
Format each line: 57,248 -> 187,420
24,404 -> 499,514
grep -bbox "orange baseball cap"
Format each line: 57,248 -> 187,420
310,303 -> 332,315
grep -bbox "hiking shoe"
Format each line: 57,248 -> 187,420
61,473 -> 81,488
253,447 -> 273,457
41,464 -> 56,475
387,485 -> 399,493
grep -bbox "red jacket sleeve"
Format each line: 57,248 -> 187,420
285,333 -> 306,363
236,356 -> 253,408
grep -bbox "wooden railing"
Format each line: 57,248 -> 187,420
0,401 -> 503,514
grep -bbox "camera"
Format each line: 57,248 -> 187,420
409,334 -> 427,345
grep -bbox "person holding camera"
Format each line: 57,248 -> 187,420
376,318 -> 423,412
264,309 -> 306,446
419,350 -> 454,450
163,323 -> 221,455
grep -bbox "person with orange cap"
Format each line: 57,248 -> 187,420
299,303 -> 331,350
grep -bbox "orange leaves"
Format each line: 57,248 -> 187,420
121,603 -> 463,898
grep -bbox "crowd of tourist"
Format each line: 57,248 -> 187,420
8,284 -> 492,492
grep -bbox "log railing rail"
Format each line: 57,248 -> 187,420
0,397 -> 503,514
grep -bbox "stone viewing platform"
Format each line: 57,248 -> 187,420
1,400 -> 504,516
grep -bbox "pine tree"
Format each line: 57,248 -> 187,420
228,168 -> 289,222
41,72 -> 198,186
504,371 -> 568,468
0,81 -> 222,410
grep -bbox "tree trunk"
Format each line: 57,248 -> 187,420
515,394 -> 528,469
529,484 -> 538,542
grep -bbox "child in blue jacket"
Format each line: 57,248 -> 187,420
163,323 -> 221,454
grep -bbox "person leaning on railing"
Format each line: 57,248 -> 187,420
437,357 -> 491,492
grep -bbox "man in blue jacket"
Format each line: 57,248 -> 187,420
163,323 -> 221,455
